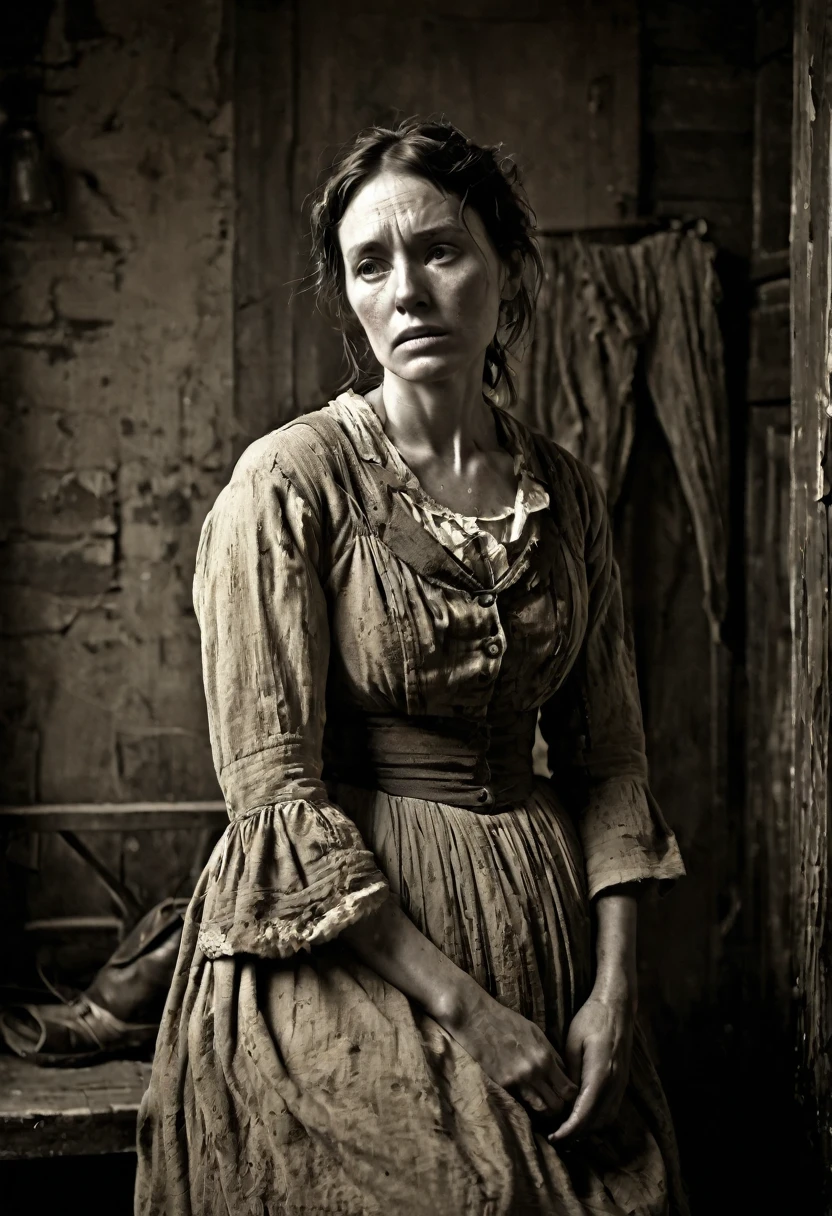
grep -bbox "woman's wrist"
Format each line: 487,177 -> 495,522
342,898 -> 484,1030
591,884 -> 639,1011
591,964 -> 637,1011
429,969 -> 484,1031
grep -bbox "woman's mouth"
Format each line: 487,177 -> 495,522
394,329 -> 450,350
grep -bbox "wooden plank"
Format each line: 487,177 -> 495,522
583,0 -> 641,227
651,130 -> 754,202
753,54 -> 793,259
791,0 -> 832,1190
647,64 -> 754,132
750,249 -> 790,283
0,802 -> 227,832
747,278 -> 791,402
745,406 -> 792,1021
642,0 -> 756,68
641,0 -> 756,259
0,1056 -> 151,1159
233,0 -> 298,439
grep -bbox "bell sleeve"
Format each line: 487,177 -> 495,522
192,443 -> 389,960
539,464 -> 686,900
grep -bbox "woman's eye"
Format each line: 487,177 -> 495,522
427,245 -> 453,263
357,259 -> 383,278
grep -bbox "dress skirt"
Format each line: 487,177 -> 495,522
135,780 -> 688,1216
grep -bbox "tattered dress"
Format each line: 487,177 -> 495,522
135,390 -> 688,1216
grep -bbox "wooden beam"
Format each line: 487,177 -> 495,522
745,406 -> 792,1017
0,802 -> 228,832
791,0 -> 832,1185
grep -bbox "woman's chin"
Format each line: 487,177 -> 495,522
387,350 -> 474,384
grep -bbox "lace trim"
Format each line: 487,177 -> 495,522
339,390 -> 550,582
197,878 -> 389,960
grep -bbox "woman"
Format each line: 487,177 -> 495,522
136,119 -> 688,1216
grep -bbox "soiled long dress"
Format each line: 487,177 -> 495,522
135,390 -> 688,1216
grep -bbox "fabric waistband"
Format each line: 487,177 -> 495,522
322,710 -> 537,812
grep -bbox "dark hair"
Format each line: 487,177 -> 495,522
307,117 -> 543,405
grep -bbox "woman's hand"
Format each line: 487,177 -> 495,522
343,897 -> 574,1120
548,989 -> 634,1142
547,882 -> 640,1142
438,978 -> 578,1121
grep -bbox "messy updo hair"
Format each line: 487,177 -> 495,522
308,117 -> 543,406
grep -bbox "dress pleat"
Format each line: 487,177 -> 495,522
137,784 -> 686,1215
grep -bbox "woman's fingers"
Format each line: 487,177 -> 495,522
543,1053 -> 579,1105
563,1024 -> 583,1087
548,1039 -> 608,1141
535,1077 -> 571,1119
591,1072 -> 627,1129
515,1043 -> 578,1120
516,1083 -> 550,1115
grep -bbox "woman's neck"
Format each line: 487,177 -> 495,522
365,366 -> 499,469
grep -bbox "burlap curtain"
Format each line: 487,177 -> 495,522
515,231 -> 730,637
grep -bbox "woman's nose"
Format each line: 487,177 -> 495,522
393,259 -> 429,313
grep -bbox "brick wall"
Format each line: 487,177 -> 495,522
0,0 -> 234,940
0,0 -> 233,812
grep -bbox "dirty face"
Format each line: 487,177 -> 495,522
338,169 -> 511,385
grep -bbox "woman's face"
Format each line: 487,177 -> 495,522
338,169 -> 510,385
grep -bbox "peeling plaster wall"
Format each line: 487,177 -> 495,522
0,0 -> 233,824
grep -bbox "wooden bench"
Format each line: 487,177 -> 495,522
0,1056 -> 154,1159
0,802 -> 227,1158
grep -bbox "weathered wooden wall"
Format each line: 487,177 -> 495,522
792,0 -> 832,1199
641,0 -> 755,254
628,0 -> 756,1009
629,5 -> 800,1208
744,0 -> 793,1028
235,0 -> 642,435
745,407 -> 792,1007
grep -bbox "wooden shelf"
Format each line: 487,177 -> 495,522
0,1056 -> 152,1158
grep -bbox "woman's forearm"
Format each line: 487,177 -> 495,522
591,883 -> 639,1008
341,894 -> 477,1027
343,885 -> 639,1026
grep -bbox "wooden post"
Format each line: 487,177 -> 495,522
233,0 -> 298,439
791,0 -> 832,1191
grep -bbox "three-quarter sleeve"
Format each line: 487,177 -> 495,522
192,443 -> 389,960
539,464 -> 686,900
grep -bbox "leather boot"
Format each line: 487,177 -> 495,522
0,897 -> 187,1067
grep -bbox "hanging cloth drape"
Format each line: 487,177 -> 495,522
515,230 -> 730,637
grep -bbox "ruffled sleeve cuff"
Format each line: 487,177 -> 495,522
580,778 -> 687,900
196,799 -> 390,960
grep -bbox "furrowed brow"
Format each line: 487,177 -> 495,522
346,238 -> 386,261
344,222 -> 462,263
410,223 -> 462,242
